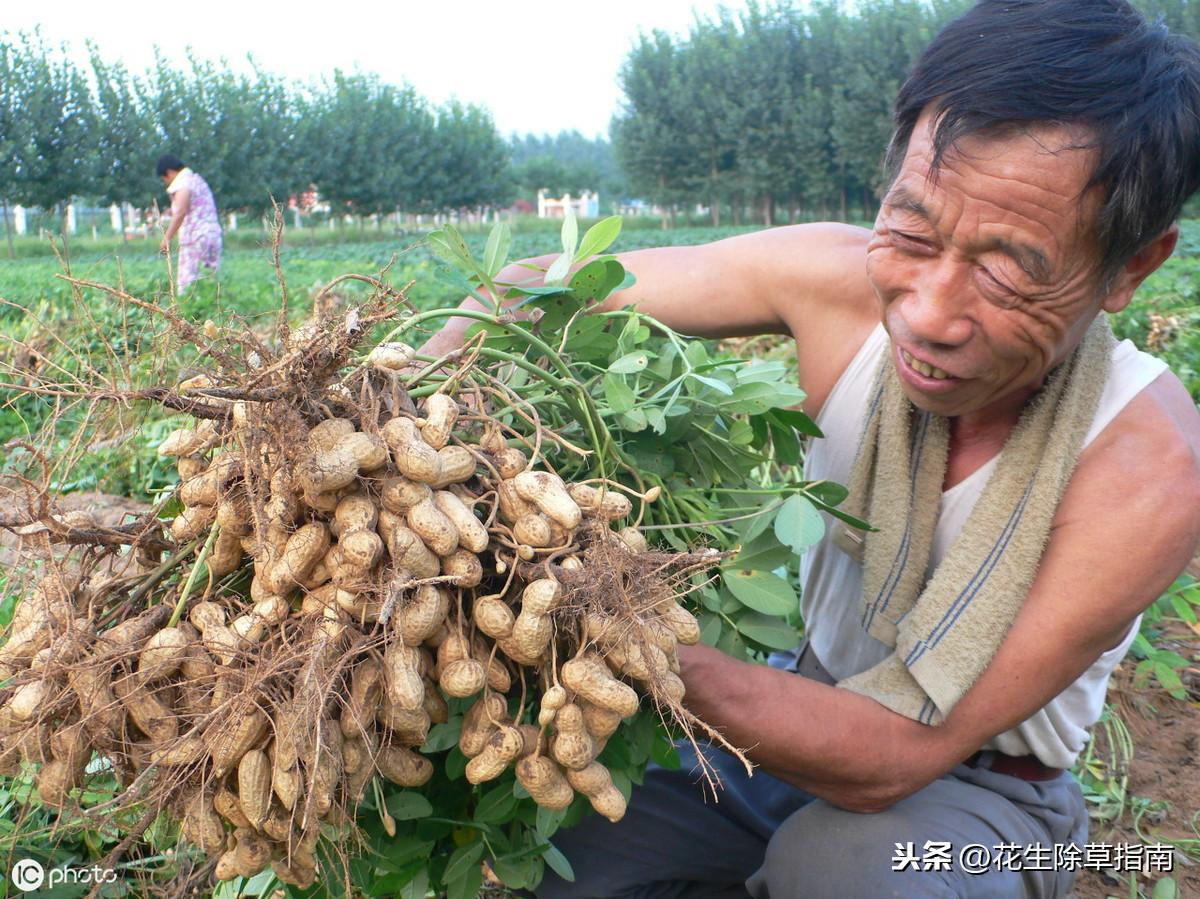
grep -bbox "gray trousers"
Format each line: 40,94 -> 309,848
536,647 -> 1088,898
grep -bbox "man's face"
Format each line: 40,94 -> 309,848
160,170 -> 178,188
866,111 -> 1111,421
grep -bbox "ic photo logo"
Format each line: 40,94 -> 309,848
10,858 -> 45,892
8,859 -> 116,892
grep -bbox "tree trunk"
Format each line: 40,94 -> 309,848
2,198 -> 13,260
763,194 -> 775,227
839,188 -> 847,222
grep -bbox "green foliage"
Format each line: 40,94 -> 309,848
0,31 -> 95,214
509,132 -> 625,206
0,35 -> 512,220
612,1 -> 965,224
1129,576 -> 1199,700
256,212 -> 836,894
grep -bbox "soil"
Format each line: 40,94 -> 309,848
0,491 -> 151,568
1067,629 -> 1200,899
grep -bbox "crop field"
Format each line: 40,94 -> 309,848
0,219 -> 1198,899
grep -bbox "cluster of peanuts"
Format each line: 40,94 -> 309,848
0,350 -> 704,888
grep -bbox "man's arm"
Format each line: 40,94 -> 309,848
420,224 -> 878,412
680,371 -> 1200,812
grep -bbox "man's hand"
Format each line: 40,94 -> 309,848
159,236 -> 171,255
677,370 -> 1200,814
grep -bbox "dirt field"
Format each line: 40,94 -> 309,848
1068,656 -> 1200,899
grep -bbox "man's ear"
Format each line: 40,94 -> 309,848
1101,225 -> 1179,314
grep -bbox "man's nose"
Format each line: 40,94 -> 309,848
900,259 -> 973,348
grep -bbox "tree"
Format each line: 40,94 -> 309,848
423,101 -> 511,213
612,31 -> 696,220
89,48 -> 157,210
1,32 -> 95,221
304,72 -> 435,217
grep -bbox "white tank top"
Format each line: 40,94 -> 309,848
798,323 -> 1167,768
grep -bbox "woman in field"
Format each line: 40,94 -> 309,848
156,154 -> 223,292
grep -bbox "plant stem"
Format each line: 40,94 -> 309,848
168,524 -> 220,627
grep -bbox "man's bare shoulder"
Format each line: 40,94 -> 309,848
1057,369 -> 1200,580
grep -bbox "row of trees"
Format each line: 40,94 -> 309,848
0,35 -> 512,221
7,0 -> 1200,229
612,0 -> 1200,226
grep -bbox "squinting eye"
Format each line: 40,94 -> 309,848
976,268 -> 1021,307
893,232 -> 932,250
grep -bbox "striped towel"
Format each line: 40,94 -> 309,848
833,317 -> 1113,724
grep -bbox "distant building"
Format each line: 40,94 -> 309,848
615,199 -> 661,217
537,189 -> 599,219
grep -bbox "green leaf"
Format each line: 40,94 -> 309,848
544,251 -> 572,287
483,222 -> 512,279
807,482 -> 849,507
619,408 -> 649,431
735,611 -> 802,650
574,215 -> 622,262
716,626 -> 749,661
569,258 -> 625,302
1153,662 -> 1186,698
561,205 -> 579,259
399,868 -> 429,899
1151,876 -> 1180,899
543,843 -> 576,883
733,529 -> 793,571
421,720 -> 462,752
644,407 -> 667,435
386,791 -> 434,820
427,226 -> 473,268
493,855 -> 541,890
474,782 -> 518,824
735,360 -> 789,383
536,805 -> 568,840
722,382 -> 808,414
373,837 -> 436,870
617,313 -> 642,352
609,351 -> 650,374
689,373 -> 734,396
1170,593 -> 1197,624
774,495 -> 826,554
722,569 -> 799,616
445,747 -> 469,780
603,373 -> 637,413
768,407 -> 822,437
651,730 -> 682,769
446,863 -> 484,899
767,417 -> 801,465
698,612 -> 723,646
443,841 -> 485,886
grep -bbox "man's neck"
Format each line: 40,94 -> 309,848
943,387 -> 1037,491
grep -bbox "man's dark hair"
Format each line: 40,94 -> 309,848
155,154 -> 186,177
884,0 -> 1200,279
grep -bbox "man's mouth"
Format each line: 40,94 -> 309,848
900,348 -> 953,380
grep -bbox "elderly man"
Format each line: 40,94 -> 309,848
426,1 -> 1200,895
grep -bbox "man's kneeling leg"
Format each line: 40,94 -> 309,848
536,746 -> 814,899
747,764 -> 1088,899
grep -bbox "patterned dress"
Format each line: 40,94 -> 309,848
167,168 -> 223,290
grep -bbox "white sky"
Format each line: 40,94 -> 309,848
6,0 -> 753,138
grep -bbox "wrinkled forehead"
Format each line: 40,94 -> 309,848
887,109 -> 1106,244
